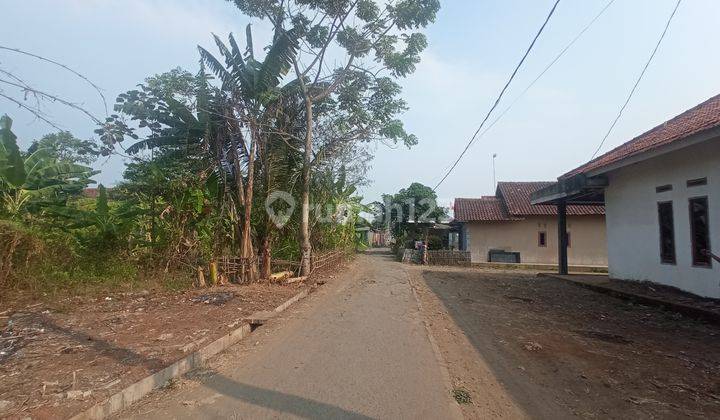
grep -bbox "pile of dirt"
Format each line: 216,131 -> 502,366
0,283 -> 300,419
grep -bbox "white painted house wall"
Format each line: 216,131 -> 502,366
605,139 -> 720,298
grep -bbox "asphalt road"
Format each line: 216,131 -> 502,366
118,250 -> 463,419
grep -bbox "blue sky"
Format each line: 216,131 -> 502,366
2,0 -> 719,207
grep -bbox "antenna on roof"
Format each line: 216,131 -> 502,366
492,153 -> 498,190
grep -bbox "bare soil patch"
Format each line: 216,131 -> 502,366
408,267 -> 527,419
0,283 -> 300,419
420,267 -> 720,419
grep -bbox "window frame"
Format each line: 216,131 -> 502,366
688,196 -> 712,268
538,231 -> 547,247
655,184 -> 673,193
687,177 -> 707,188
657,201 -> 676,265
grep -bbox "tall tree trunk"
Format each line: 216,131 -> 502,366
228,112 -> 247,257
240,132 -> 259,282
259,142 -> 274,280
259,232 -> 272,279
299,97 -> 313,275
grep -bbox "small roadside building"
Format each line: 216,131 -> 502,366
454,182 -> 607,266
532,94 -> 720,298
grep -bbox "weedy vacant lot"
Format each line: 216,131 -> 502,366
0,283 -> 300,419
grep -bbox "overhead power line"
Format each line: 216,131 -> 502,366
590,0 -> 682,159
433,0 -> 562,191
477,0 -> 616,143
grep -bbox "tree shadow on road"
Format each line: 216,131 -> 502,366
190,370 -> 374,419
22,316 -> 373,419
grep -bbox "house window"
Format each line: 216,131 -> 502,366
689,197 -> 711,267
538,231 -> 547,247
687,177 -> 707,188
657,201 -> 676,264
656,184 -> 673,193
566,232 -> 571,247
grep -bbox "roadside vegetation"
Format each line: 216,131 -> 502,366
374,182 -> 447,252
0,0 -> 440,298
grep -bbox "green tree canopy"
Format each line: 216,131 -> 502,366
384,182 -> 447,237
28,131 -> 99,165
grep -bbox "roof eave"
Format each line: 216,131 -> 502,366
531,174 -> 608,206
568,124 -> 720,180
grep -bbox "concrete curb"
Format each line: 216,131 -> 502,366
71,287 -> 311,420
539,273 -> 720,325
474,261 -> 608,273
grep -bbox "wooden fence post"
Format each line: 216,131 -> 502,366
209,261 -> 218,286
196,266 -> 206,287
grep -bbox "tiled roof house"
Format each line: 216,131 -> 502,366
532,94 -> 720,298
453,182 -> 606,266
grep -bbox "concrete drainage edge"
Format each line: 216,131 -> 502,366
539,273 -> 720,325
70,287 -> 311,420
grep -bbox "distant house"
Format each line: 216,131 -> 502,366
82,187 -> 101,198
454,182 -> 607,266
532,94 -> 720,298
82,187 -> 114,198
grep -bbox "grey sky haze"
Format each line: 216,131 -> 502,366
2,0 -> 719,208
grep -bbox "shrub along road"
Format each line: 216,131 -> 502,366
116,250 -> 467,419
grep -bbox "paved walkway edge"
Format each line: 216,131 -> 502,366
539,273 -> 720,325
70,288 -> 311,420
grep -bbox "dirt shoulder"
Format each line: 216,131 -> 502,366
417,266 -> 720,419
408,266 -> 527,419
0,282 -> 302,419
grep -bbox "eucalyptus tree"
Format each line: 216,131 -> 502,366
226,0 -> 440,274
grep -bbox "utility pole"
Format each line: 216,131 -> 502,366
558,199 -> 569,275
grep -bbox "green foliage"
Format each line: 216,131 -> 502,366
226,0 -> 439,149
198,25 -> 300,106
452,387 -> 472,405
384,182 -> 447,238
0,115 -> 97,219
393,182 -> 446,222
27,131 -> 99,165
0,115 -> 25,187
47,185 -> 142,253
145,67 -> 200,102
1,0 -> 440,294
310,166 -> 365,251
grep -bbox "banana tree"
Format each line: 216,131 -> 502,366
0,115 -> 97,219
47,184 -> 142,252
198,25 -> 300,280
310,165 -> 364,250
